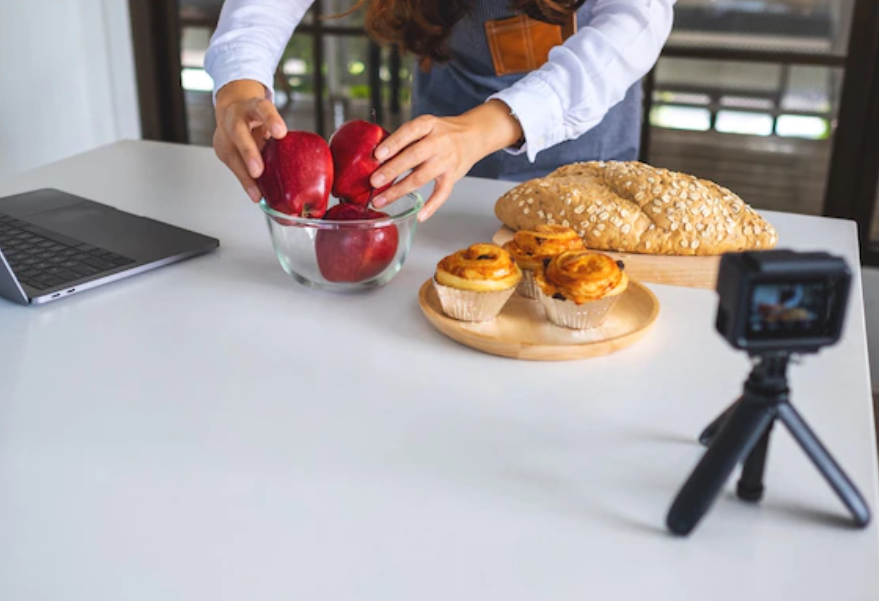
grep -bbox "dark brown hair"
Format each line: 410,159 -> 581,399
343,0 -> 587,63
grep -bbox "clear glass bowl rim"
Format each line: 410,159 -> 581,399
258,192 -> 424,230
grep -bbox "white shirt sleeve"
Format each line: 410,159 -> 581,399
491,0 -> 676,162
204,0 -> 314,102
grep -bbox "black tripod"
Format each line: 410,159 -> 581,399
666,352 -> 871,536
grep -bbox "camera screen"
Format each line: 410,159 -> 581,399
746,280 -> 830,340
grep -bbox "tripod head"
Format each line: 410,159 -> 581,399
744,351 -> 792,393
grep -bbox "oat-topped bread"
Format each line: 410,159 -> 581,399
495,161 -> 778,256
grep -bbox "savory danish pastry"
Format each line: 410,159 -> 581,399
503,224 -> 584,298
434,243 -> 521,322
534,250 -> 628,330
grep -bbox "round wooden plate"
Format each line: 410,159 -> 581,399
418,279 -> 660,361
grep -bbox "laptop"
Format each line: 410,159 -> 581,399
0,189 -> 219,305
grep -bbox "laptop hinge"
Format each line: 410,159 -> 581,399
0,247 -> 30,305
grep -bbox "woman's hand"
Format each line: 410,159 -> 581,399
213,80 -> 288,202
370,100 -> 523,221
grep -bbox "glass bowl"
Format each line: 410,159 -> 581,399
259,192 -> 424,291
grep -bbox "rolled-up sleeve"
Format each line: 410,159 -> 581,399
204,0 -> 313,102
491,0 -> 675,162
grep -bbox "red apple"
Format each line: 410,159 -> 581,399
258,131 -> 333,218
329,119 -> 392,206
315,203 -> 399,283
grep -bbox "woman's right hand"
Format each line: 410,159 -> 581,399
213,80 -> 288,202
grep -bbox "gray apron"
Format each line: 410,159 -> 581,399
411,0 -> 642,182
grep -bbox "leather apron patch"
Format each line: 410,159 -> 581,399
484,14 -> 577,76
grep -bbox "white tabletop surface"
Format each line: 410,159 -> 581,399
0,141 -> 877,601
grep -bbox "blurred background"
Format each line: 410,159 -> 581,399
1,0 -> 879,384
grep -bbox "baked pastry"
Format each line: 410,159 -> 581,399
434,243 -> 522,322
534,250 -> 628,330
503,224 -> 584,298
495,161 -> 778,256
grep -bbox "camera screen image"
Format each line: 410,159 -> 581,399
746,280 -> 830,340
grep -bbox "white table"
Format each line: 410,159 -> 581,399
1,141 -> 877,601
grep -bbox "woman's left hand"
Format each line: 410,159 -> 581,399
370,100 -> 523,222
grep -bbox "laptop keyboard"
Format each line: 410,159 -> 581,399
0,212 -> 135,291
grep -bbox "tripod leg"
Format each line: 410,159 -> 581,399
667,401 -> 776,536
737,421 -> 773,502
776,403 -> 871,527
699,400 -> 740,447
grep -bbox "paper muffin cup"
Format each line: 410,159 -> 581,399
537,288 -> 622,330
516,268 -> 541,299
433,279 -> 516,322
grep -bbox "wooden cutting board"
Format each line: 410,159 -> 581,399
493,226 -> 720,290
418,278 -> 660,361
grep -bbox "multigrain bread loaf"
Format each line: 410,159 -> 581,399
495,161 -> 778,256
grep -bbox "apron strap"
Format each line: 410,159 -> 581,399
561,13 -> 577,41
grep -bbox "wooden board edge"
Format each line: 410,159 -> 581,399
492,226 -> 720,291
